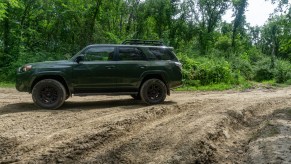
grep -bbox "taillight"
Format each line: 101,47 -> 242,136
174,62 -> 182,70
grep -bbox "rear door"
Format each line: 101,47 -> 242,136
115,46 -> 148,92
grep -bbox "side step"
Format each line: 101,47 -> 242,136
74,92 -> 138,97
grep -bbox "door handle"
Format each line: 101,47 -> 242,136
140,66 -> 146,69
105,66 -> 115,69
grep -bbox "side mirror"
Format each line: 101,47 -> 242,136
75,55 -> 84,63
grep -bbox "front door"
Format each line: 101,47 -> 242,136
72,46 -> 116,93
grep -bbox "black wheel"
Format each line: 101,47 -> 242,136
140,79 -> 167,104
32,79 -> 66,109
130,94 -> 141,100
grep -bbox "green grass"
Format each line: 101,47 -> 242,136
0,82 -> 14,88
254,80 -> 290,88
236,81 -> 254,90
176,79 -> 291,92
261,80 -> 276,85
176,83 -> 234,91
176,80 -> 255,91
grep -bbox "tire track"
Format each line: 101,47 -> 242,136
1,88 -> 291,163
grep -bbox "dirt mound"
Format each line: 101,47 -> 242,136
1,88 -> 291,163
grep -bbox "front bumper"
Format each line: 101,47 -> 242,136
15,69 -> 32,92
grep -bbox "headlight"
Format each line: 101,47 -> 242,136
21,65 -> 32,72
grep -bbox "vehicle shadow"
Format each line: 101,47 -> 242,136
63,99 -> 146,110
0,99 -> 177,115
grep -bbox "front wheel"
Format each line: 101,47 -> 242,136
32,79 -> 66,109
140,79 -> 167,104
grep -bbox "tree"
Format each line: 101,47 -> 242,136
184,0 -> 231,55
0,0 -> 21,67
260,14 -> 291,59
231,0 -> 247,49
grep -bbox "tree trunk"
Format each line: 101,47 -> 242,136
232,0 -> 247,49
89,0 -> 102,43
3,17 -> 10,54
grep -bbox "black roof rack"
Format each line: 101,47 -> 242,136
122,39 -> 165,46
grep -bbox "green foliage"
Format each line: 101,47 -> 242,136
0,82 -> 14,88
274,60 -> 291,83
195,58 -> 232,85
177,53 -> 198,81
253,57 -> 274,82
260,15 -> 291,59
177,83 -> 233,91
0,0 -> 21,20
178,53 -> 233,86
230,53 -> 254,80
215,35 -> 232,52
0,0 -> 290,90
0,51 -> 65,82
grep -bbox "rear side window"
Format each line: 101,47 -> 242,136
148,48 -> 177,61
118,47 -> 146,61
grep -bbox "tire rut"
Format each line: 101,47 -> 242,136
1,88 -> 291,163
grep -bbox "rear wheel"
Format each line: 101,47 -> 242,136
140,79 -> 167,104
32,79 -> 66,109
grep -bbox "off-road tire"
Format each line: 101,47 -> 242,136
140,79 -> 167,104
32,79 -> 66,109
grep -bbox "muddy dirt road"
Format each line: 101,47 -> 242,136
1,88 -> 291,163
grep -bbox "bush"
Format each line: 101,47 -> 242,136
177,53 -> 199,81
177,53 -> 233,86
215,35 -> 232,52
253,57 -> 274,82
274,60 -> 291,83
229,53 -> 254,80
194,58 -> 232,85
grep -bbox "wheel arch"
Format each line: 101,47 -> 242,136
31,75 -> 71,96
140,73 -> 170,95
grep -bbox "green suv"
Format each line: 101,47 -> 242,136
16,40 -> 182,109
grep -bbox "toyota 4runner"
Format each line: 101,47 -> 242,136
16,40 -> 183,109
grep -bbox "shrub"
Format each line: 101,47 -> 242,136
274,60 -> 291,83
177,54 -> 234,86
215,35 -> 232,52
177,53 -> 198,81
253,57 -> 274,82
194,58 -> 232,85
230,53 -> 254,80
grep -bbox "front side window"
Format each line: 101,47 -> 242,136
118,47 -> 145,61
84,47 -> 115,61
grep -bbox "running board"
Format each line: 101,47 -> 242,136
74,92 -> 138,97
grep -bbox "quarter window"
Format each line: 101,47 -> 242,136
149,48 -> 176,61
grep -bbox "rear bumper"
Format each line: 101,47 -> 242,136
169,80 -> 183,89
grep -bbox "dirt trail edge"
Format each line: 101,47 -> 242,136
1,88 -> 291,163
